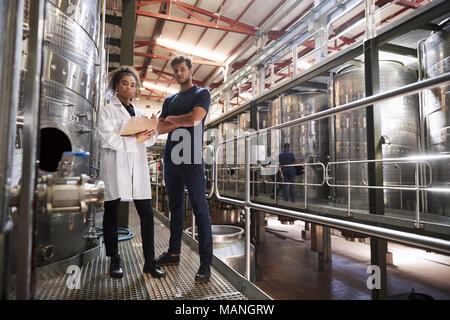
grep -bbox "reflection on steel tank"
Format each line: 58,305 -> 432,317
17,0 -> 101,267
221,120 -> 238,198
423,24 -> 450,216
278,92 -> 329,201
329,61 -> 419,210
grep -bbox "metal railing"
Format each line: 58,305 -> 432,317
326,156 -> 446,227
213,72 -> 450,280
151,73 -> 450,280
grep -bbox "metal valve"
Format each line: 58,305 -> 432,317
9,152 -> 104,215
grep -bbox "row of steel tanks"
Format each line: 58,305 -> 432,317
330,61 -> 419,210
14,0 -> 102,267
270,92 -> 329,202
265,24 -> 449,216
422,24 -> 450,216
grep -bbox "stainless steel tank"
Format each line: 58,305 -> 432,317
330,61 -> 419,209
423,24 -> 450,216
187,225 -> 255,281
39,0 -> 99,175
268,93 -> 329,203
16,0 -> 101,267
287,92 -> 329,202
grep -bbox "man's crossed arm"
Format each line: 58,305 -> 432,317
157,106 -> 206,135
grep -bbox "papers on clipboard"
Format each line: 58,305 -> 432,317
120,117 -> 158,136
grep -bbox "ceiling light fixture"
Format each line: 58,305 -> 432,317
156,37 -> 227,62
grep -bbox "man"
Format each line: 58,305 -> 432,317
278,143 -> 296,202
156,56 -> 213,283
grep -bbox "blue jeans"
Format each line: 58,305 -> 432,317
282,171 -> 296,202
164,161 -> 213,265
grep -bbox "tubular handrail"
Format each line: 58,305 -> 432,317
328,158 -> 434,188
213,72 -> 450,274
203,144 -> 215,199
262,163 -> 326,187
249,72 -> 450,137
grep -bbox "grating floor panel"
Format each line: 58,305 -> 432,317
27,204 -> 247,300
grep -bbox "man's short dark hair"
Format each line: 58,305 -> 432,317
284,143 -> 290,150
171,56 -> 192,70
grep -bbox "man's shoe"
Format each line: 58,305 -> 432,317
195,264 -> 210,284
143,259 -> 167,278
110,254 -> 123,278
155,251 -> 180,266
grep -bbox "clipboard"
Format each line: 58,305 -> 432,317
120,117 -> 158,136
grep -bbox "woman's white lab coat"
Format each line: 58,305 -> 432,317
98,95 -> 157,201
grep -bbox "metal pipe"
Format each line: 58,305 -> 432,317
365,0 -> 376,39
204,145 -> 215,199
0,0 -> 24,300
249,72 -> 450,138
415,160 -> 421,229
417,38 -> 428,213
214,143 -> 245,207
347,161 -> 351,217
304,163 -> 308,208
292,45 -> 299,78
218,72 -> 450,147
244,134 -> 251,281
0,0 -> 24,232
16,0 -> 45,300
249,201 -> 450,254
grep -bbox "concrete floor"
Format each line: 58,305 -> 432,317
254,217 -> 450,300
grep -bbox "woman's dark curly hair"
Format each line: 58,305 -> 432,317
107,65 -> 141,93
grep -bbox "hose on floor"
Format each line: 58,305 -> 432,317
95,227 -> 134,243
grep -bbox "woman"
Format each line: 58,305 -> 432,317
98,66 -> 166,279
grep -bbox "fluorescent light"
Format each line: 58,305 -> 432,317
239,92 -> 253,101
142,81 -> 178,95
157,37 -> 227,62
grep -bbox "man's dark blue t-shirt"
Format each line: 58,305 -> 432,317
160,85 -> 210,165
278,151 -> 296,175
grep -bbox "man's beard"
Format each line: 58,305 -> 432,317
177,77 -> 191,86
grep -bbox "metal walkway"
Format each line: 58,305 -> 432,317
22,205 -> 251,300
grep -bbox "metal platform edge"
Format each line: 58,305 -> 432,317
8,240 -> 101,298
152,209 -> 272,301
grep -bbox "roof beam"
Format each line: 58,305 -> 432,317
136,1 -> 257,35
135,52 -> 223,67
136,66 -> 204,86
203,0 -> 288,85
139,2 -> 168,79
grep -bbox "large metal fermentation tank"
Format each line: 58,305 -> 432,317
268,93 -> 328,202
291,92 -> 329,201
330,61 -> 419,210
423,24 -> 450,216
15,0 -> 102,267
38,0 -> 99,175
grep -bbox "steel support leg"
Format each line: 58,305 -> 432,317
364,38 -> 387,300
